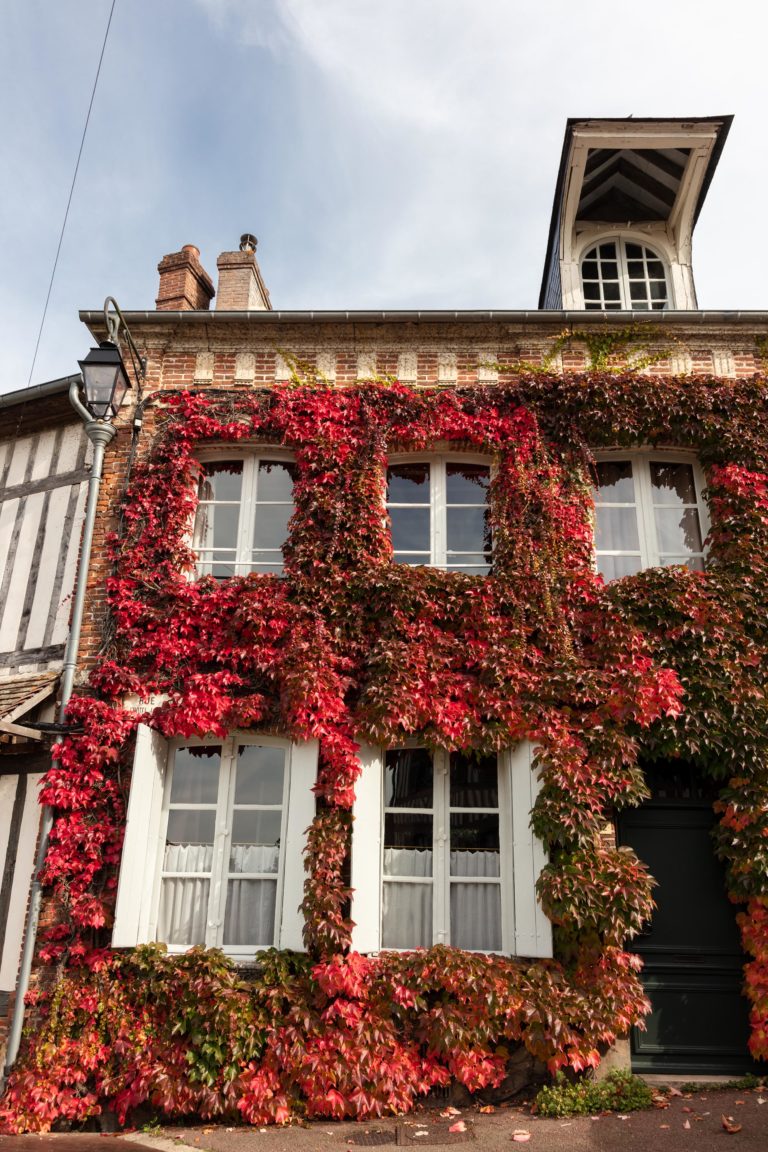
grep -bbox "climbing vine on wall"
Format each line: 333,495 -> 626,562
3,371 -> 768,1131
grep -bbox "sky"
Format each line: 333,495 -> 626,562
1,0 -> 767,394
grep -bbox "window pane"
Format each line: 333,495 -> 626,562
446,463 -> 490,503
450,884 -> 501,951
596,554 -> 644,580
158,878 -> 209,945
598,242 -> 617,258
446,506 -> 489,554
629,281 -> 649,302
450,813 -> 500,856
582,260 -> 598,280
382,882 -> 432,948
650,280 -> 667,302
650,462 -> 697,505
385,749 -> 433,808
231,809 -> 282,851
626,261 -> 645,278
625,242 -> 643,259
166,810 -> 215,847
198,461 -> 243,502
447,558 -> 491,575
224,879 -> 276,945
252,503 -> 292,551
195,504 -> 240,552
654,507 -> 703,554
384,814 -> 433,860
390,507 -> 431,554
393,553 -> 430,566
383,846 -> 433,878
450,752 -> 498,807
235,745 -> 285,804
603,282 -> 621,301
583,282 -> 601,300
594,506 -> 640,552
600,262 -> 619,281
257,460 -> 296,501
197,555 -> 238,580
170,747 -> 221,804
387,463 -> 430,502
647,261 -> 665,279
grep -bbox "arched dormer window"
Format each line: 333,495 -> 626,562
581,239 -> 670,311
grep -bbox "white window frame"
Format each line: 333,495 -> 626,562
386,453 -> 493,572
113,726 -> 317,958
579,235 -> 672,311
350,742 -> 552,958
592,449 -> 710,578
192,448 -> 296,578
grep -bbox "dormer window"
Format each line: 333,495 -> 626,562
581,239 -> 669,311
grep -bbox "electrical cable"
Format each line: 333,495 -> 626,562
26,0 -> 118,387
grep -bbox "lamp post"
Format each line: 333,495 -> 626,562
2,299 -> 145,1087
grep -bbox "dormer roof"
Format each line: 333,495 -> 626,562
539,116 -> 732,309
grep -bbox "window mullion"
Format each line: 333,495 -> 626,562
616,241 -> 630,309
238,457 -> 258,575
208,737 -> 235,947
434,750 -> 448,944
433,460 -> 444,566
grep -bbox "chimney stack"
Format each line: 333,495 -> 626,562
216,234 -> 272,311
156,244 -> 215,311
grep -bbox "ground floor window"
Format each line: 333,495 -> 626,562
351,742 -> 552,957
113,727 -> 317,957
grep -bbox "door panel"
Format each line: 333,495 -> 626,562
619,774 -> 759,1075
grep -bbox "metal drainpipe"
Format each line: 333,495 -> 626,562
1,381 -> 117,1090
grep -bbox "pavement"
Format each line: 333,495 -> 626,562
1,1085 -> 767,1151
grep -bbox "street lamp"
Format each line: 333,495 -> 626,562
2,298 -> 146,1089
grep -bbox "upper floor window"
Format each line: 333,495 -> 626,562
592,454 -> 708,580
581,239 -> 669,310
193,455 -> 296,578
113,728 -> 317,957
386,457 -> 492,574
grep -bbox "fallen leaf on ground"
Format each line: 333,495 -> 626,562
512,1132 -> 531,1143
682,1106 -> 693,1113
660,1124 -> 670,1129
652,1096 -> 670,1109
735,1100 -> 745,1105
758,1097 -> 766,1105
722,1114 -> 742,1134
449,1121 -> 468,1134
413,1133 -> 428,1139
479,1105 -> 496,1113
617,1115 -> 629,1120
683,1119 -> 691,1129
440,1107 -> 461,1117
668,1087 -> 683,1097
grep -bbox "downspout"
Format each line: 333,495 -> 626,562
1,380 -> 117,1091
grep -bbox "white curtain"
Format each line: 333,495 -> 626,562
158,844 -> 280,947
382,848 -> 501,951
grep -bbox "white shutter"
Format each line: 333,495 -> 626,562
509,742 -> 553,958
112,725 -> 167,947
278,740 -> 318,951
350,743 -> 382,953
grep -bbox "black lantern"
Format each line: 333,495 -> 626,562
77,340 -> 131,419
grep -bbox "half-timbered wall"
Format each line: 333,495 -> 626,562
0,422 -> 90,674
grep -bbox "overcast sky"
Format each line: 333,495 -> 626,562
2,0 -> 766,394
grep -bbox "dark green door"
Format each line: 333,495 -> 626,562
619,765 -> 757,1075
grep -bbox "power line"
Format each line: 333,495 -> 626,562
27,0 -> 118,387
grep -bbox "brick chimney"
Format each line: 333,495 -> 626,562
216,233 -> 272,311
156,244 -> 215,311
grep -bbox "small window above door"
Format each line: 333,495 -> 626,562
581,239 -> 671,311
